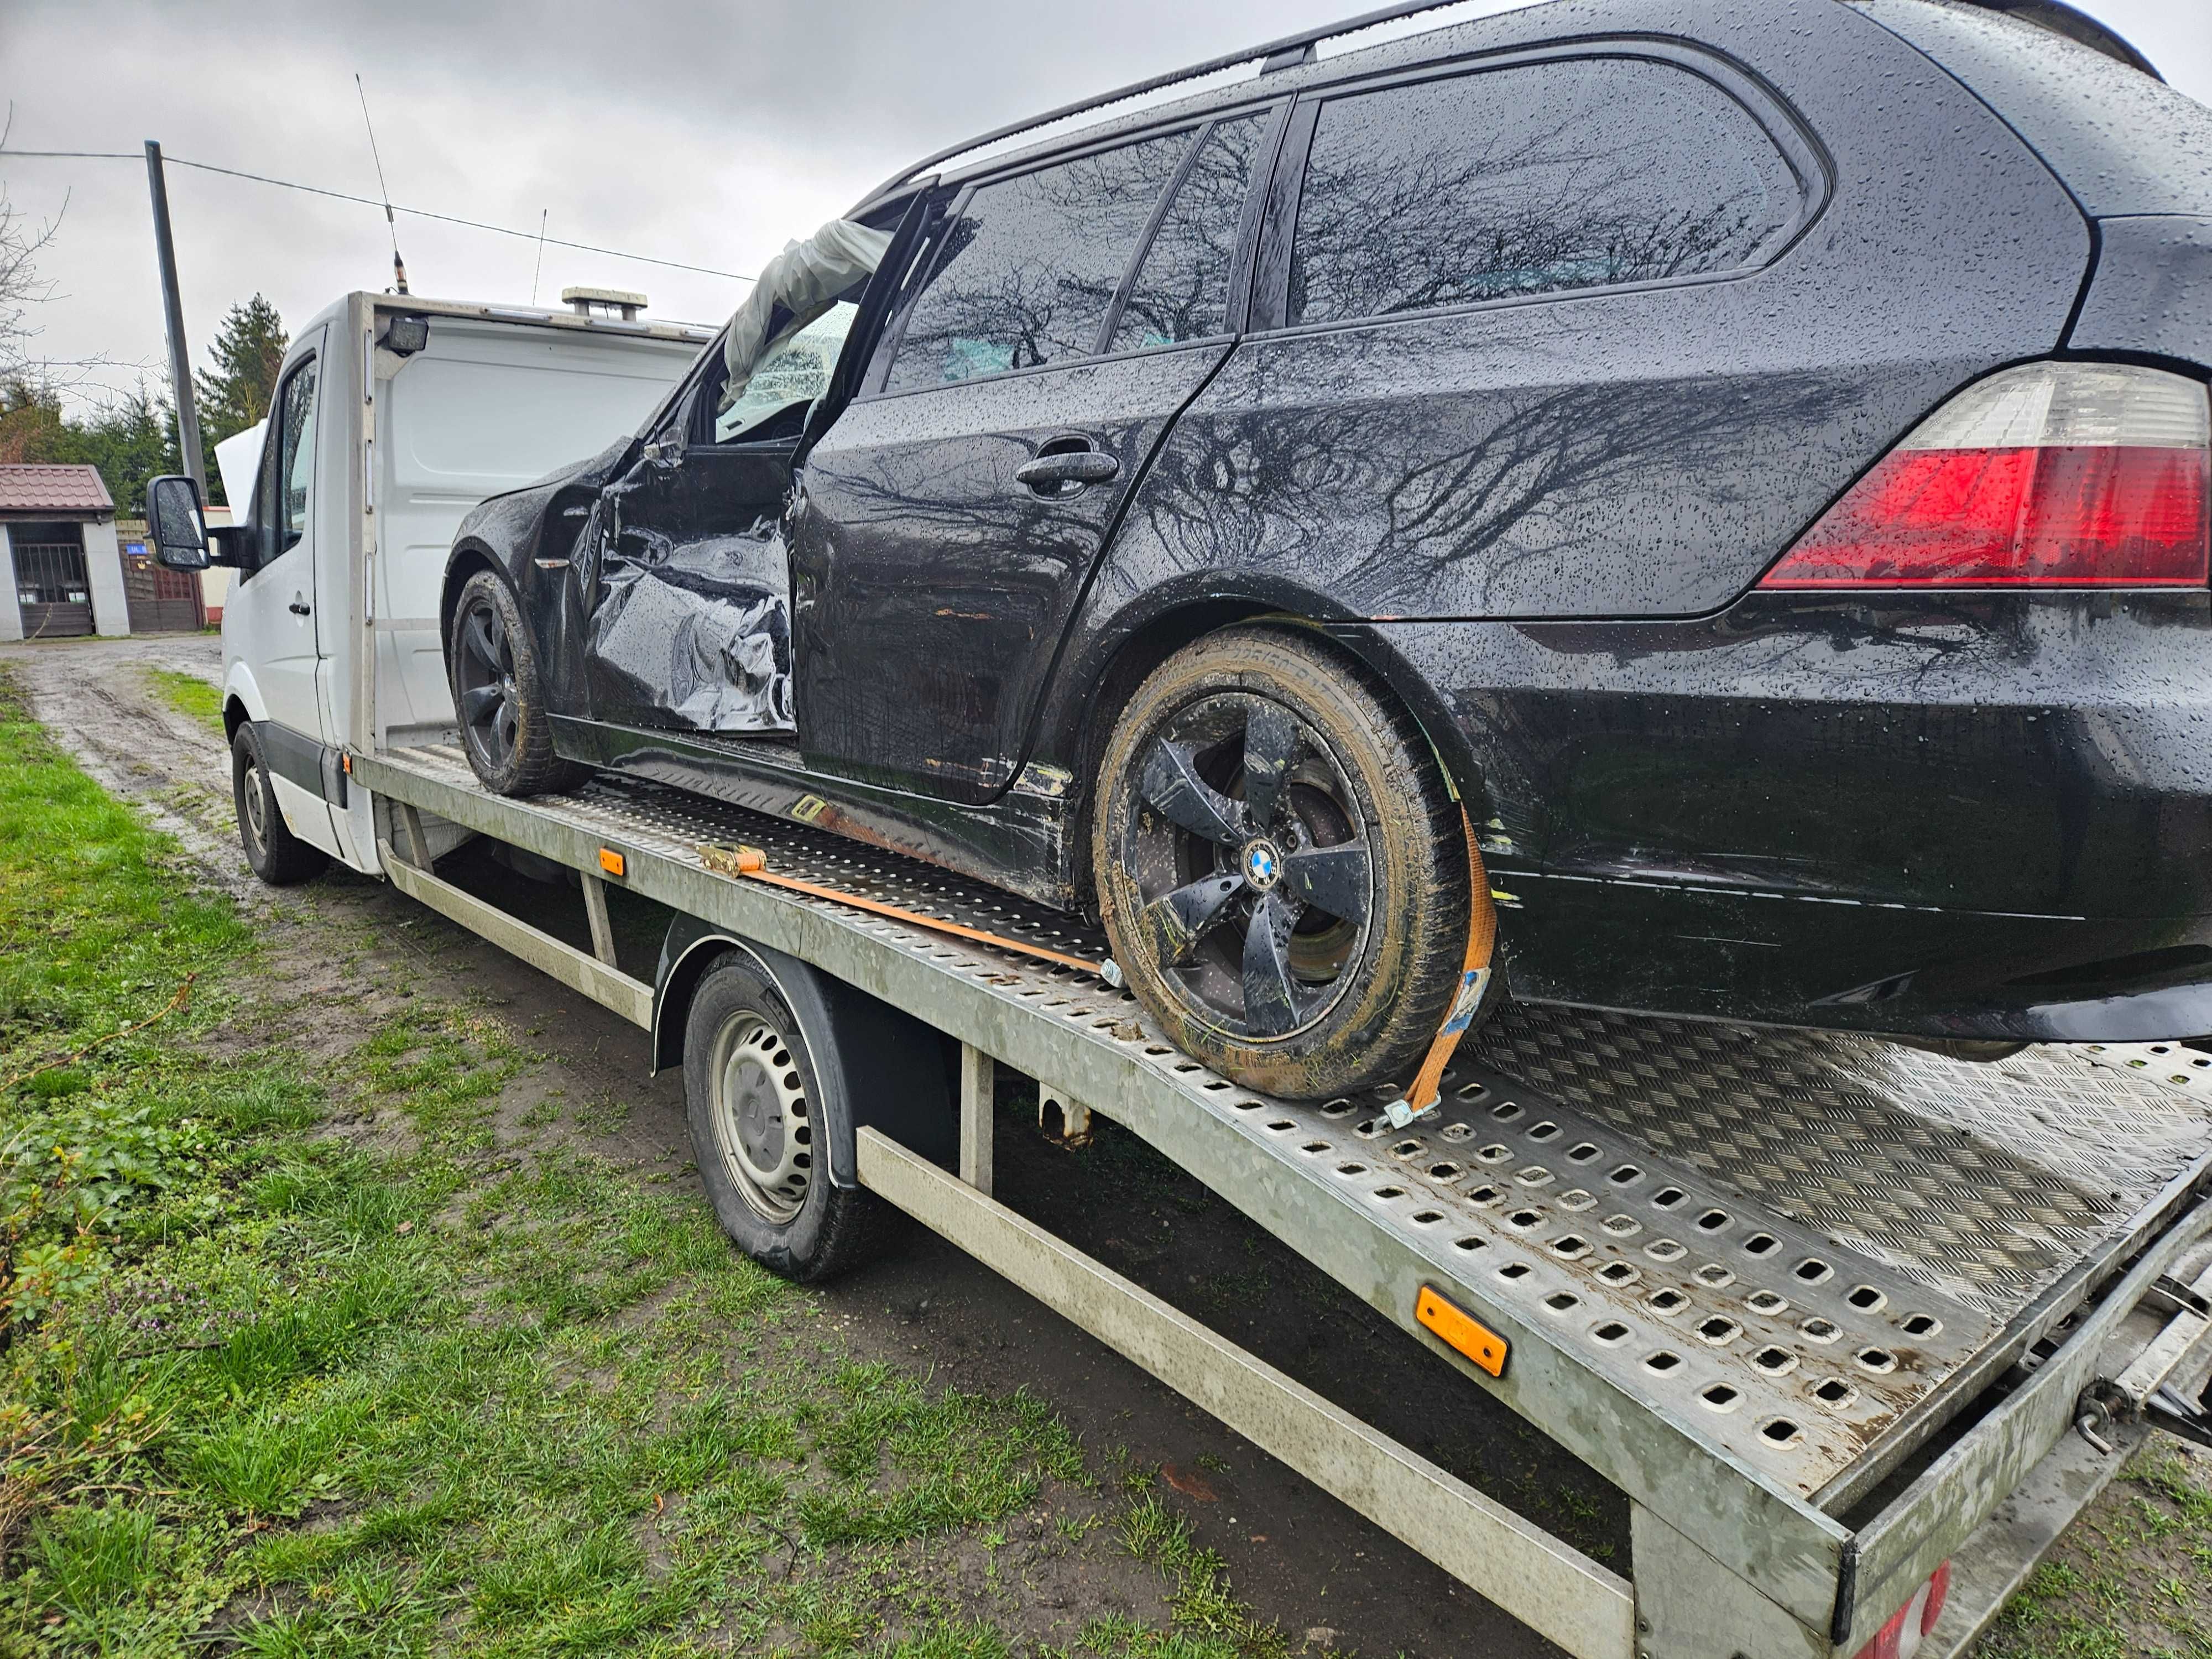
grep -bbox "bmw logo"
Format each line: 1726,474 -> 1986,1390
1243,839 -> 1281,890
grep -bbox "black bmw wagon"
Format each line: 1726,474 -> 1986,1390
442,0 -> 2212,1102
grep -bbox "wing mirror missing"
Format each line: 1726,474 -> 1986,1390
146,474 -> 243,570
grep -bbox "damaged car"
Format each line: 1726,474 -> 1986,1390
444,0 -> 2212,1101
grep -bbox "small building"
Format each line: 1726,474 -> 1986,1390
0,465 -> 131,641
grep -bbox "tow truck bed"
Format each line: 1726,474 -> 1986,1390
350,740 -> 2212,1658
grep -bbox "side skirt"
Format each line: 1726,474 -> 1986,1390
550,714 -> 1074,909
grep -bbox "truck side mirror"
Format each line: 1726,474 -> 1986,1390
147,474 -> 211,571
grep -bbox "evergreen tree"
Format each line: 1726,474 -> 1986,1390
193,294 -> 286,447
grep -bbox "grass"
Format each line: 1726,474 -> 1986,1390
0,662 -> 1291,1657
1973,1446 -> 2212,1658
142,667 -> 225,734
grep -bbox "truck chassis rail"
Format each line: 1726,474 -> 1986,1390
352,742 -> 2212,1656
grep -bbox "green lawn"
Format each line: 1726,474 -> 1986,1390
142,667 -> 225,734
0,665 -> 1279,1658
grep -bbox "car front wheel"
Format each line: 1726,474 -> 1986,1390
1093,627 -> 1491,1102
448,568 -> 587,796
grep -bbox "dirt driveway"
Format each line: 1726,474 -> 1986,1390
6,630 -> 2205,1658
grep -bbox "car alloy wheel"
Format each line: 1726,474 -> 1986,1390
1120,691 -> 1374,1041
454,592 -> 522,776
705,1008 -> 813,1223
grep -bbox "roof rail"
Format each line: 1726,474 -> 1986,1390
858,0 -> 1471,206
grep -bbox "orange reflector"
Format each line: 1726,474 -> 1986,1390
1417,1286 -> 1508,1377
598,848 -> 626,878
341,752 -> 353,774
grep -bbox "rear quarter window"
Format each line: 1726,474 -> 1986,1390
1286,55 -> 1803,326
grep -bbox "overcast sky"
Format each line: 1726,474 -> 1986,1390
3,0 -> 2208,416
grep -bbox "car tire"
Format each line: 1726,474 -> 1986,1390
447,568 -> 588,796
682,952 -> 890,1282
231,723 -> 328,886
1093,626 -> 1493,1102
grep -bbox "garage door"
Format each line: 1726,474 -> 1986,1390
12,522 -> 93,638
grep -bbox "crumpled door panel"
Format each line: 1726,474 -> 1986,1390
586,513 -> 795,733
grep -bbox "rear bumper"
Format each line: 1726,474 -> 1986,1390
1368,591 -> 2212,1041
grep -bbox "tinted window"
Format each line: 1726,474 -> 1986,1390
1288,58 -> 1798,326
886,131 -> 1194,391
1109,112 -> 1268,353
277,357 -> 317,549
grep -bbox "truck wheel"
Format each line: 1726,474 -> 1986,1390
1093,627 -> 1488,1102
682,952 -> 888,1281
448,568 -> 588,797
232,724 -> 327,886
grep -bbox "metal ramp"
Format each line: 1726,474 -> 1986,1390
351,742 -> 2212,1656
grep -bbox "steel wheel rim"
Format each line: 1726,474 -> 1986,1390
455,596 -> 521,774
241,757 -> 268,851
1120,691 -> 1375,1042
707,1009 -> 811,1223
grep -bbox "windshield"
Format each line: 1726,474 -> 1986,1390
713,301 -> 858,443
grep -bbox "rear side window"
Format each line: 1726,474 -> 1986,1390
1287,57 -> 1800,326
886,131 -> 1195,391
1109,111 -> 1270,353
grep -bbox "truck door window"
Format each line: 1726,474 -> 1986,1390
276,356 -> 319,551
1108,111 -> 1268,353
1286,56 -> 1799,326
883,128 -> 1196,392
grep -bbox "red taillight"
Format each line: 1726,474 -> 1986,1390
1852,1560 -> 1952,1659
1762,363 -> 2210,590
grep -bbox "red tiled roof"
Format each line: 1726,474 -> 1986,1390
0,464 -> 115,514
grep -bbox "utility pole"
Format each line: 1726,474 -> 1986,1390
144,140 -> 206,498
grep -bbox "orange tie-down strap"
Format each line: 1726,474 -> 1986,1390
1386,808 -> 1498,1128
698,842 -> 1110,979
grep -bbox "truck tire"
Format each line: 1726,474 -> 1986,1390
232,724 -> 327,886
1093,626 -> 1490,1102
682,952 -> 890,1281
448,568 -> 588,797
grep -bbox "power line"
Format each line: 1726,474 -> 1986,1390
0,147 -> 754,282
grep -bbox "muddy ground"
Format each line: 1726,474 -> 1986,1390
6,631 -> 2203,1658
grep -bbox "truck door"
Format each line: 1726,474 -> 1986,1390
229,331 -> 342,857
789,108 -> 1277,804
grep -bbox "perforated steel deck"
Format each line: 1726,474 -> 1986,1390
363,744 -> 2212,1506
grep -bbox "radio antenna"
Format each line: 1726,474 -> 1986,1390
354,73 -> 408,294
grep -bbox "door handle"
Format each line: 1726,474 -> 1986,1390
289,595 -> 311,616
1015,450 -> 1120,494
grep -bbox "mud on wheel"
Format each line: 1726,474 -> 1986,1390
1094,627 -> 1485,1102
448,567 -> 587,796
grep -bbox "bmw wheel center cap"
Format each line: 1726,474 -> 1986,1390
1243,838 -> 1282,890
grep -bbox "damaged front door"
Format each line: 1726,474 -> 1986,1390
790,108 -> 1279,804
582,366 -> 819,734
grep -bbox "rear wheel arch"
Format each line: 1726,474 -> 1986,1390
1065,605 -> 1495,912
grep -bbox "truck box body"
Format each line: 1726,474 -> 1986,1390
220,293 -> 705,872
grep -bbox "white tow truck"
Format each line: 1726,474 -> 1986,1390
138,241 -> 2212,1659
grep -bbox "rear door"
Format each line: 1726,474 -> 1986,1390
790,107 -> 1280,801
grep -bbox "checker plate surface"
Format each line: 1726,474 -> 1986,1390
378,747 -> 2212,1498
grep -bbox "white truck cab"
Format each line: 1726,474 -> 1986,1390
164,293 -> 703,877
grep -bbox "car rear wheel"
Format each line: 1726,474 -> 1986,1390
448,568 -> 587,796
682,952 -> 889,1282
1094,627 -> 1489,1101
231,723 -> 327,886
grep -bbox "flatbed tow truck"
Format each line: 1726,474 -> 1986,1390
159,12 -> 2212,1647
345,729 -> 2212,1659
